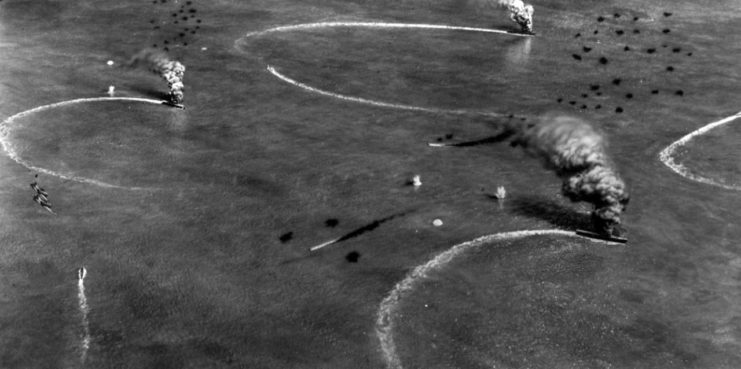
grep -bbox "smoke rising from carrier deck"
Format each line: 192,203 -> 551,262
510,114 -> 629,234
488,0 -> 534,33
127,48 -> 185,104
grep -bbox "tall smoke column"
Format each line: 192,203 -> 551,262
509,114 -> 629,234
492,0 -> 534,34
127,48 -> 185,104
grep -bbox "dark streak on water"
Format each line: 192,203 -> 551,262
331,210 -> 414,244
439,130 -> 516,147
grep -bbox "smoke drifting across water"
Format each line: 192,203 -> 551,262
127,48 -> 185,104
509,114 -> 629,234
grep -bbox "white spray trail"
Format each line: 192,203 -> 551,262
267,66 -> 503,117
0,97 -> 167,191
375,229 -> 618,369
659,111 -> 741,191
77,267 -> 90,364
240,22 -> 531,117
240,21 -> 533,39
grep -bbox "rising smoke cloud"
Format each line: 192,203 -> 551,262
509,114 -> 629,234
127,48 -> 185,104
493,0 -> 534,33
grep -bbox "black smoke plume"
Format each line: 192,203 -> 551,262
509,114 -> 629,234
127,48 -> 185,104
472,0 -> 534,33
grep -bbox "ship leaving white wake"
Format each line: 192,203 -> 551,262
77,267 -> 90,364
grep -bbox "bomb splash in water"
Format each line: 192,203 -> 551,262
127,48 -> 185,104
510,114 -> 629,235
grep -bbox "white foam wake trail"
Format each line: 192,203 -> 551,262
267,66 -> 503,117
658,111 -> 741,191
241,21 -> 532,39
309,237 -> 341,252
0,97 -> 167,191
77,267 -> 90,364
375,229 -> 617,369
241,21 -> 528,116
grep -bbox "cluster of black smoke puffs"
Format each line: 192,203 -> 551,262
147,0 -> 203,52
560,11 -> 691,114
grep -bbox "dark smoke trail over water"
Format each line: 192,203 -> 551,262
334,211 -> 410,243
309,210 -> 414,251
509,113 -> 629,234
127,48 -> 185,104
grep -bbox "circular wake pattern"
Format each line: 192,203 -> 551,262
659,111 -> 741,190
266,65 -> 502,117
0,97 -> 169,190
240,21 -> 532,41
375,229 -> 617,369
238,22 -> 532,116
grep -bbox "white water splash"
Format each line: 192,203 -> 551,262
375,229 -> 618,369
0,97 -> 170,191
658,111 -> 741,191
77,267 -> 90,364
